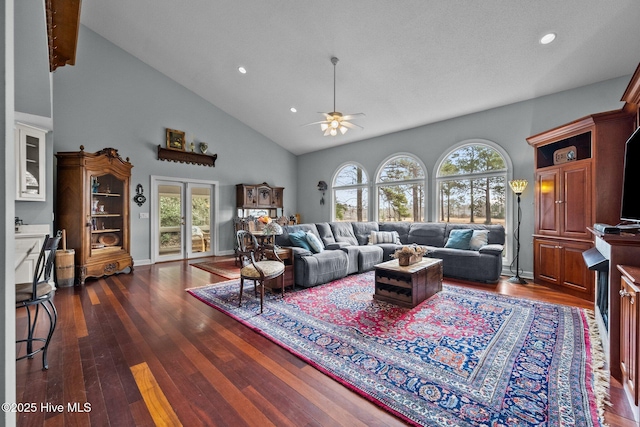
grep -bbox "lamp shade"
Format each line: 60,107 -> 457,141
509,179 -> 528,195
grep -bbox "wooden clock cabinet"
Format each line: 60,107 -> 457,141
56,146 -> 133,284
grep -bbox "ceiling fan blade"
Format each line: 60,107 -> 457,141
341,121 -> 363,130
302,120 -> 330,127
341,113 -> 366,121
319,112 -> 333,120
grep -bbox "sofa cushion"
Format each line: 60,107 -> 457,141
295,250 -> 349,287
379,222 -> 411,244
444,229 -> 474,249
351,222 -> 379,245
305,231 -> 324,253
445,223 -> 505,245
356,245 -> 384,273
408,223 -> 447,247
289,230 -> 312,251
315,222 -> 336,245
368,230 -> 401,245
329,222 -> 359,246
469,230 -> 489,250
479,244 -> 504,256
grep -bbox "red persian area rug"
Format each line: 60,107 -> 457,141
187,271 -> 607,426
191,259 -> 240,279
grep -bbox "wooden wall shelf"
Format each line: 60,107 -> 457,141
46,0 -> 82,72
157,145 -> 217,167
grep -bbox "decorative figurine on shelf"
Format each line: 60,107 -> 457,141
92,177 -> 100,193
92,198 -> 99,213
189,142 -> 195,152
199,142 -> 208,154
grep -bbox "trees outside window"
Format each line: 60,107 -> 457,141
376,155 -> 426,222
436,144 -> 507,225
333,163 -> 368,221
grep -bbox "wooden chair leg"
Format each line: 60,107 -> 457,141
239,278 -> 244,307
259,281 -> 264,313
281,274 -> 285,297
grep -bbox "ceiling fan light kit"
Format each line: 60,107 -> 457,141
306,57 -> 365,137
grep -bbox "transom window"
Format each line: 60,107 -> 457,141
436,144 -> 507,225
332,163 -> 368,222
376,154 -> 426,222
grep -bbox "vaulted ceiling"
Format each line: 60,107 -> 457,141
81,1 -> 640,155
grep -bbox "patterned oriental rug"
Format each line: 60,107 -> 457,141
191,259 -> 241,279
187,272 -> 607,426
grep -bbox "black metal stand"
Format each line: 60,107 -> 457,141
509,193 -> 527,284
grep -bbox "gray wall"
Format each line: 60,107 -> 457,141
296,76 -> 631,276
13,0 -> 54,228
52,26 -> 297,261
14,0 -> 50,117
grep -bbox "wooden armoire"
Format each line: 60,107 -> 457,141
527,111 -> 635,301
56,146 -> 133,284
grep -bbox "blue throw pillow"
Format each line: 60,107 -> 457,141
289,230 -> 312,251
444,229 -> 474,250
305,232 -> 324,253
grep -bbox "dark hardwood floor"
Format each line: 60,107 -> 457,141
15,257 -> 638,426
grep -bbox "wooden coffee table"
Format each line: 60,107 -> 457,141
374,258 -> 443,308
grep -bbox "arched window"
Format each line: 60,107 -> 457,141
375,154 -> 426,222
436,143 -> 507,225
332,163 -> 369,222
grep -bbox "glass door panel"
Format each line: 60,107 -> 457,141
152,178 -> 216,262
189,184 -> 212,255
158,184 -> 185,261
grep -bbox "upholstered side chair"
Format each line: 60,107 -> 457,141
236,230 -> 285,313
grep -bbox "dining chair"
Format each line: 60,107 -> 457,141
236,230 -> 285,313
16,231 -> 62,370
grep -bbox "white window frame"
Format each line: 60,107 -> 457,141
374,153 -> 427,223
331,161 -> 370,222
432,139 -> 513,265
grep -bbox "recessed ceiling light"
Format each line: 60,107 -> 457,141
290,107 -> 297,113
540,33 -> 556,45
238,66 -> 247,74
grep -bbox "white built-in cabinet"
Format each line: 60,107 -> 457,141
15,122 -> 46,201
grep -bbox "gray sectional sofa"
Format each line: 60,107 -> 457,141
275,221 -> 505,287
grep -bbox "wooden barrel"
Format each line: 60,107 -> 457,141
55,249 -> 75,287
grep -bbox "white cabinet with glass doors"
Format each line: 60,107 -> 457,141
15,123 -> 47,201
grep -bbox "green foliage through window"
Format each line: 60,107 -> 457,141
437,145 -> 506,225
376,155 -> 425,222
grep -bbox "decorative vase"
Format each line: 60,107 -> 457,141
398,254 -> 421,266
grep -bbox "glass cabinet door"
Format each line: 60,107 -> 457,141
90,173 -> 125,256
15,123 -> 46,201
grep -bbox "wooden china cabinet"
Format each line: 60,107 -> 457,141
527,110 -> 635,301
236,182 -> 284,217
56,146 -> 133,284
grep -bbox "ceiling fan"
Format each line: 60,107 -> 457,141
305,57 -> 365,136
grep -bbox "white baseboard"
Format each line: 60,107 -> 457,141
134,259 -> 152,266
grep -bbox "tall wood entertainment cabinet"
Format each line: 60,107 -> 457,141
56,147 -> 133,284
527,110 -> 635,301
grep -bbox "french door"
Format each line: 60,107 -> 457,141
151,176 -> 218,263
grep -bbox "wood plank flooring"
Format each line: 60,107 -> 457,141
15,257 -> 638,426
